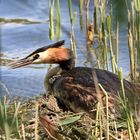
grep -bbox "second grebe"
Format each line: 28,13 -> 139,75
9,40 -> 140,116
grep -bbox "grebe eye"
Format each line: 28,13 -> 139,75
33,54 -> 39,60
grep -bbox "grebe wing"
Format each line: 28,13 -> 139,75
51,67 -> 120,113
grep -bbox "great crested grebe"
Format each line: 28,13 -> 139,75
9,40 -> 140,116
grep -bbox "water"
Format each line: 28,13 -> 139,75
0,0 -> 130,97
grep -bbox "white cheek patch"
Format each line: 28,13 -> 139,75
38,51 -> 50,63
33,59 -> 42,64
31,51 -> 47,64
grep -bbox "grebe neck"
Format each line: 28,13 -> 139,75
59,49 -> 75,70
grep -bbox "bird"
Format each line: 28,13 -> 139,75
9,40 -> 140,117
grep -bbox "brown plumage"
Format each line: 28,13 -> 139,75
9,40 -> 140,117
48,67 -> 140,116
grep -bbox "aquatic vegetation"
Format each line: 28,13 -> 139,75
0,18 -> 44,24
49,0 -> 55,40
0,95 -> 139,140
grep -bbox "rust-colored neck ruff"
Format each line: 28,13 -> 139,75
46,47 -> 75,70
57,48 -> 75,70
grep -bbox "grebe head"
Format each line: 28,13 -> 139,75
8,40 -> 75,70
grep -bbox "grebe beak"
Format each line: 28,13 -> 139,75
8,54 -> 40,69
8,40 -> 65,69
